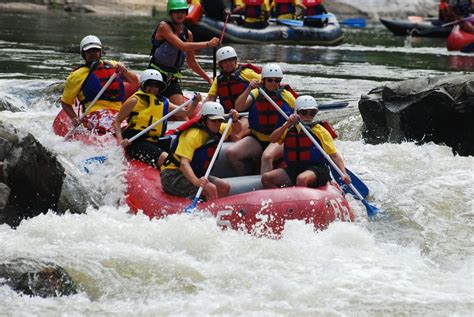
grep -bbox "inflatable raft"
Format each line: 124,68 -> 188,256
380,17 -> 452,37
53,107 -> 354,237
187,15 -> 344,46
446,25 -> 474,51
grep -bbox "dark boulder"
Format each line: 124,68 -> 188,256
0,121 -> 65,227
0,258 -> 77,297
359,74 -> 474,156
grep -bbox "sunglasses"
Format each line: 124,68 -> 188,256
265,78 -> 282,83
207,118 -> 224,123
170,9 -> 188,14
84,48 -> 101,53
297,109 -> 318,116
146,81 -> 162,88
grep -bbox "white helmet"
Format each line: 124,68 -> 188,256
140,69 -> 167,91
201,101 -> 225,120
295,95 -> 319,112
216,46 -> 238,63
261,63 -> 283,79
80,35 -> 102,52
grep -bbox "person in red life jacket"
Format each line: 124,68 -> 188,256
60,35 -> 139,133
226,63 -> 295,176
232,0 -> 245,14
300,0 -> 327,18
113,70 -> 201,169
204,46 -> 261,141
242,0 -> 271,29
439,0 -> 455,22
447,0 -> 474,33
161,102 -> 242,200
149,0 -> 219,116
270,0 -> 304,20
261,95 -> 351,189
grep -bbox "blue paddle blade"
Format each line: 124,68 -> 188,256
363,199 -> 379,218
83,155 -> 107,173
184,197 -> 200,213
276,19 -> 303,27
340,18 -> 366,28
330,166 -> 369,199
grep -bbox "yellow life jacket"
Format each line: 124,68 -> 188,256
127,90 -> 169,142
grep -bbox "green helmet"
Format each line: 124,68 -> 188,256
167,0 -> 188,13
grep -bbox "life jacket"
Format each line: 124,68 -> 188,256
302,0 -> 325,16
79,61 -> 124,106
164,118 -> 222,178
150,21 -> 188,73
283,123 -> 326,166
450,0 -> 471,17
243,0 -> 264,19
248,87 -> 293,135
216,65 -> 249,113
126,90 -> 169,142
273,0 -> 295,17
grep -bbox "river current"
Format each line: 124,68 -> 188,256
0,11 -> 473,315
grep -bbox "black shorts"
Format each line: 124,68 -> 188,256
122,130 -> 171,169
284,163 -> 330,187
160,73 -> 182,98
249,132 -> 270,150
161,168 -> 217,199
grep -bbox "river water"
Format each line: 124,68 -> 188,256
0,11 -> 473,315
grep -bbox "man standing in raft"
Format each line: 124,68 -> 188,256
261,95 -> 351,189
114,69 -> 201,168
60,35 -> 139,133
161,102 -> 242,201
149,0 -> 219,113
204,46 -> 261,140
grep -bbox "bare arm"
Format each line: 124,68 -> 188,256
157,22 -> 219,52
329,152 -> 351,184
180,157 -> 209,187
114,97 -> 138,147
186,32 -> 214,85
60,101 -> 81,126
235,79 -> 259,111
204,94 -> 217,103
168,93 -> 202,116
269,114 -> 298,143
229,109 -> 242,135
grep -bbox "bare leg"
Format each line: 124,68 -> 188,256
261,168 -> 292,189
261,142 -> 283,174
202,182 -> 218,201
226,136 -> 263,176
157,151 -> 168,167
230,117 -> 251,141
211,177 -> 231,197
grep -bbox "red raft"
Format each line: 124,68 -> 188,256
446,25 -> 474,51
53,109 -> 354,237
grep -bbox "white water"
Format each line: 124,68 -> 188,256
1,37 -> 473,315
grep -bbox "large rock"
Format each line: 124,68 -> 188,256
359,74 -> 474,156
0,121 -> 65,227
0,258 -> 77,297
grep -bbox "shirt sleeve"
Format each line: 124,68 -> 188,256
208,77 -> 218,96
281,90 -> 296,109
175,128 -> 203,161
240,69 -> 261,82
314,124 -> 337,155
60,68 -> 89,105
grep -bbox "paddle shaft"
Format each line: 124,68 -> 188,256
416,16 -> 472,35
187,117 -> 233,209
258,88 -> 365,202
213,13 -> 230,78
128,98 -> 194,143
64,71 -> 118,139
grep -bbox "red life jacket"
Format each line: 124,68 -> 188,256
243,0 -> 264,18
79,61 -> 124,106
284,123 -> 326,166
302,0 -> 324,16
248,88 -> 293,135
217,66 -> 249,113
273,0 -> 295,17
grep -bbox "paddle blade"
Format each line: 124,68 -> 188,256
83,155 -> 107,173
276,19 -> 303,27
362,199 -> 379,218
340,18 -> 366,28
184,197 -> 200,213
330,166 -> 369,199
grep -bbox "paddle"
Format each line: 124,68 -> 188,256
82,95 -> 196,172
259,88 -> 379,217
412,16 -> 472,35
306,14 -> 366,28
213,13 -> 230,79
184,116 -> 234,213
64,71 -> 118,140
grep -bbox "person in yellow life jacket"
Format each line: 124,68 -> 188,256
60,35 -> 139,133
261,95 -> 351,189
205,46 -> 261,141
149,0 -> 219,116
232,0 -> 245,14
226,63 -> 295,176
161,102 -> 242,201
270,0 -> 303,20
113,70 -> 201,168
242,0 -> 271,29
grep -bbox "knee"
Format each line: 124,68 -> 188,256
261,151 -> 273,162
261,172 -> 271,188
221,181 -> 231,196
295,175 -> 310,187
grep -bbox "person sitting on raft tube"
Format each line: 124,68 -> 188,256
261,95 -> 351,189
60,35 -> 139,133
161,102 -> 242,201
204,46 -> 261,141
270,0 -> 304,20
447,0 -> 474,33
149,0 -> 219,115
300,0 -> 327,17
227,63 -> 295,176
113,70 -> 201,169
241,0 -> 271,29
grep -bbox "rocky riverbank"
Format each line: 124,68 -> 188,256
0,0 -> 437,18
